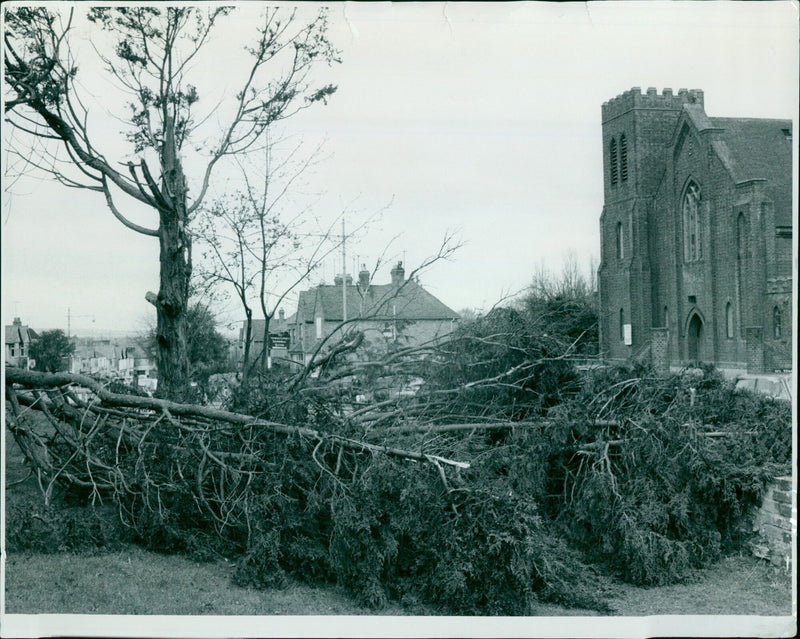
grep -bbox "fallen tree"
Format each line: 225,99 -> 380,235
5,352 -> 791,611
4,365 -> 612,613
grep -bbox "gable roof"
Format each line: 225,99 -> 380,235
678,106 -> 792,227
708,117 -> 792,226
296,289 -> 317,322
4,322 -> 39,346
311,280 -> 459,323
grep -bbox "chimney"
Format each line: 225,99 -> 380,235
358,264 -> 370,291
279,308 -> 285,321
390,261 -> 405,287
13,317 -> 21,326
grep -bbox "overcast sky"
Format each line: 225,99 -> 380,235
2,1 -> 797,337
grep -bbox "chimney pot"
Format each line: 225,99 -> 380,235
358,264 -> 370,291
390,261 -> 405,287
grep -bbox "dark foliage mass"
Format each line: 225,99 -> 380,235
544,364 -> 791,585
29,329 -> 75,373
425,306 -> 583,422
4,291 -> 791,614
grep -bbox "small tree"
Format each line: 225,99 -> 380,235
185,302 -> 230,378
29,329 -> 74,373
522,253 -> 599,357
196,137 -> 386,383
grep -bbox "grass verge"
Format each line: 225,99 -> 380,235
4,547 -> 792,616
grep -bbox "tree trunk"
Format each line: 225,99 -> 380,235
241,306 -> 253,385
154,114 -> 191,400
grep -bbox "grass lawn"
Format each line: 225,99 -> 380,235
4,547 -> 792,616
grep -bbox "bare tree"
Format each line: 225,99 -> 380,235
3,6 -> 339,399
195,132 -> 378,383
529,251 -> 596,301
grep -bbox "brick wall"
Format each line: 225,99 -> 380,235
649,327 -> 669,373
745,326 -> 765,374
751,476 -> 794,569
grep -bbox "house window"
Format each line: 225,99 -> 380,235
725,302 -> 734,339
610,138 -> 619,187
615,221 -> 624,259
773,306 -> 782,339
315,317 -> 323,339
619,134 -> 628,182
10,344 -> 16,357
682,181 -> 702,262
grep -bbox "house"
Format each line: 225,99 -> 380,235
290,261 -> 460,365
598,87 -> 793,373
4,317 -> 39,369
69,337 -> 156,387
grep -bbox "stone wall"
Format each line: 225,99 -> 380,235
751,476 -> 794,569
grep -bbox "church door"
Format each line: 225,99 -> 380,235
687,313 -> 704,363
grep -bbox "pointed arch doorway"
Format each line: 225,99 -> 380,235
687,313 -> 704,363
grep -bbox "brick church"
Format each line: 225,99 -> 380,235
598,87 -> 792,373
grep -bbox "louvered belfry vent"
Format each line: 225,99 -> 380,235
620,134 -> 628,182
610,138 -> 618,186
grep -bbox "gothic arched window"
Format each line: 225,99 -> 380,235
616,221 -> 624,259
683,181 -> 702,262
620,134 -> 628,182
610,138 -> 619,187
619,308 -> 625,341
773,306 -> 782,339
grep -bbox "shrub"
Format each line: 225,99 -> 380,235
5,501 -> 126,553
544,365 -> 791,585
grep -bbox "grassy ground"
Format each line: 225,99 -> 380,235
4,547 -> 430,615
4,546 -> 792,616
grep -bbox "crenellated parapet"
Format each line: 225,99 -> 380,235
602,87 -> 704,122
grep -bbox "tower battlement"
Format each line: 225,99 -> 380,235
602,87 -> 704,121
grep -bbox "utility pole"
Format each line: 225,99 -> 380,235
342,218 -> 347,322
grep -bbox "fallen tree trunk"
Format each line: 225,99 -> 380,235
5,367 -> 469,468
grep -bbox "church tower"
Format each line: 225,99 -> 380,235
598,87 -> 705,360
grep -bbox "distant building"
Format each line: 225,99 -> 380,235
598,87 -> 793,373
290,262 -> 460,365
4,317 -> 39,369
69,337 -> 156,385
238,308 -> 293,368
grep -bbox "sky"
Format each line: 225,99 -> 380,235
2,1 -> 798,338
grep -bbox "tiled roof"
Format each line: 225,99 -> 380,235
246,316 -> 293,342
296,289 -> 317,323
710,117 -> 793,226
312,280 -> 459,322
4,323 -> 38,346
